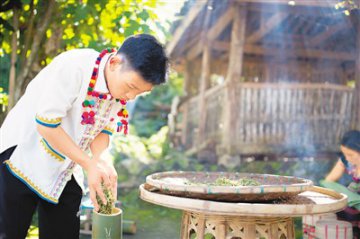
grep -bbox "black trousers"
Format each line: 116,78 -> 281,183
0,146 -> 83,239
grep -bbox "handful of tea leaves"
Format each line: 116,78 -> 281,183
96,184 -> 115,214
213,177 -> 261,186
185,177 -> 261,186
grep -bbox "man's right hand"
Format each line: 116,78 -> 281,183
84,160 -> 112,212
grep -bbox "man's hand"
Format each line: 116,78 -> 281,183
84,160 -> 112,212
101,160 -> 118,202
92,157 -> 118,208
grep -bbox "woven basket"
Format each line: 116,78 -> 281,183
146,171 -> 313,202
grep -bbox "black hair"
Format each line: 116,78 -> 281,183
117,34 -> 168,85
341,130 -> 360,153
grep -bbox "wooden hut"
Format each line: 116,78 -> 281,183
167,0 -> 360,157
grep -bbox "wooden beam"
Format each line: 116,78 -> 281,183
211,40 -> 356,61
181,35 -> 201,56
212,40 -> 230,51
207,7 -> 234,40
187,7 -> 235,60
166,0 -> 208,56
310,23 -> 346,46
301,19 -> 316,35
247,3 -> 341,16
237,0 -> 346,7
246,44 -> 356,61
217,34 -> 306,48
292,16 -> 307,34
246,13 -> 287,43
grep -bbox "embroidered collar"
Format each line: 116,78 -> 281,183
96,52 -> 114,95
81,48 -> 129,135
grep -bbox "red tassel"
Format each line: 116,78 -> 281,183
117,125 -> 123,133
124,124 -> 128,135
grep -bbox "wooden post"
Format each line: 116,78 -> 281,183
180,212 -> 190,239
196,1 -> 213,149
181,63 -> 191,146
222,3 -> 247,154
183,62 -> 192,97
190,61 -> 201,96
196,216 -> 206,239
197,44 -> 211,146
264,63 -> 271,82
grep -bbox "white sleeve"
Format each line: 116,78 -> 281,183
34,52 -> 82,128
101,121 -> 115,136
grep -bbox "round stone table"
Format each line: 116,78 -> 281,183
139,184 -> 347,239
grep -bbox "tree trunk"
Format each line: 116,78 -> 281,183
8,8 -> 19,110
15,0 -> 56,102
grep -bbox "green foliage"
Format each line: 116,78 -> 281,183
118,188 -> 182,239
0,0 -> 164,103
26,225 -> 39,238
112,125 -> 170,165
1,0 -> 162,55
131,72 -> 183,137
294,218 -> 303,239
0,87 -> 8,124
55,0 -> 161,51
190,233 -> 214,239
0,87 -> 8,109
0,55 -> 10,91
111,125 -> 208,187
113,125 -> 187,165
335,1 -> 360,15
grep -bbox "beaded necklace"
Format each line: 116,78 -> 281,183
81,48 -> 129,135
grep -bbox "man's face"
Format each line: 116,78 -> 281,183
105,55 -> 153,101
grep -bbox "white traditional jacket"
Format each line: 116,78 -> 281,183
0,49 -> 122,204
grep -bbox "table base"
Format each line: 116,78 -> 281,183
180,211 -> 295,239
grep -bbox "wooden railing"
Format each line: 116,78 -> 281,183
178,83 -> 354,155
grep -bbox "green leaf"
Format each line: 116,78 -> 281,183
138,9 -> 149,20
74,6 -> 89,22
0,18 -> 14,31
123,11 -> 132,18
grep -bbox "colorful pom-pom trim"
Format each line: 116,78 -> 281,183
81,48 -> 129,136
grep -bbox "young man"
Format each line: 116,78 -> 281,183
0,34 -> 168,239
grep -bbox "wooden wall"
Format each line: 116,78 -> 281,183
178,83 -> 354,156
